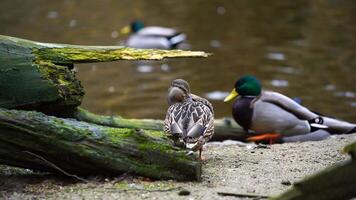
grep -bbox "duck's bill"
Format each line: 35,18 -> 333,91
120,25 -> 131,35
224,89 -> 239,102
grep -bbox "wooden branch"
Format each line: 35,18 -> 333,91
24,150 -> 89,183
0,108 -> 201,181
0,35 -> 209,113
217,192 -> 269,199
73,107 -> 248,141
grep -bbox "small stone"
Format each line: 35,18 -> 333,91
111,31 -> 119,38
47,11 -> 58,19
178,189 -> 191,196
281,180 -> 292,186
69,19 -> 77,28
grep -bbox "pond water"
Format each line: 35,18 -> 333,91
1,0 -> 355,122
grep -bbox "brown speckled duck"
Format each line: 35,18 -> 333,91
164,79 -> 214,160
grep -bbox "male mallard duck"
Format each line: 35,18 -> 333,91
164,79 -> 214,160
121,20 -> 186,49
224,75 -> 356,144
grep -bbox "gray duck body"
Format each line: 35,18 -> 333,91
233,91 -> 356,137
126,26 -> 186,49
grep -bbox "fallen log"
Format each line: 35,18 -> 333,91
0,35 -> 246,141
0,108 -> 201,181
0,35 -> 208,115
0,35 -> 245,181
72,107 -> 247,141
271,142 -> 356,200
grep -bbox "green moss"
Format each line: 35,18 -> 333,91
34,46 -> 209,64
0,34 -> 209,112
34,58 -> 84,106
344,142 -> 356,158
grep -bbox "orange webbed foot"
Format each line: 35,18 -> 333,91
246,133 -> 281,145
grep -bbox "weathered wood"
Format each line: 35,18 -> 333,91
0,108 -> 201,181
0,35 -> 209,114
343,142 -> 356,159
73,107 -> 247,141
271,142 -> 356,200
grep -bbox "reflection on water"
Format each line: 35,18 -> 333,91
1,0 -> 355,121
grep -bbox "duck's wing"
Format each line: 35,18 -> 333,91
191,94 -> 214,114
126,35 -> 171,49
259,91 -> 318,120
164,104 -> 188,137
322,116 -> 356,134
165,101 -> 213,137
136,27 -> 186,48
164,105 -> 175,133
199,112 -> 214,142
137,26 -> 177,37
187,102 -> 214,151
190,94 -> 214,142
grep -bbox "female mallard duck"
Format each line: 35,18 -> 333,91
164,79 -> 214,160
121,20 -> 186,49
224,75 -> 356,144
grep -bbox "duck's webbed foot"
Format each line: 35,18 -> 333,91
198,148 -> 207,161
246,133 -> 281,145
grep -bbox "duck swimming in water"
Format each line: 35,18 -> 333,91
164,79 -> 214,160
224,75 -> 356,144
121,20 -> 187,49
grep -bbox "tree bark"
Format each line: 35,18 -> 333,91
0,108 -> 201,181
0,35 -> 242,181
73,107 -> 247,141
0,35 -> 209,115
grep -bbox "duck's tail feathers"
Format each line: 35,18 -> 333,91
282,130 -> 331,143
308,117 -> 329,132
168,33 -> 186,48
170,122 -> 183,137
322,116 -> 356,135
186,124 -> 205,140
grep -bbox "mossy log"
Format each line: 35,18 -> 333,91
73,107 -> 247,141
0,35 -> 208,114
0,108 -> 201,181
0,35 -> 246,140
271,142 -> 356,200
0,35 -> 243,180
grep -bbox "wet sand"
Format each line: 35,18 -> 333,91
1,133 -> 355,200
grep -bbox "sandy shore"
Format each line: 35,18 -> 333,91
1,133 -> 355,200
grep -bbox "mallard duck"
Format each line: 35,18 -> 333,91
120,20 -> 186,49
224,75 -> 356,144
164,79 -> 214,160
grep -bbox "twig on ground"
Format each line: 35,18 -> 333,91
217,192 -> 269,199
24,151 -> 89,183
81,186 -> 183,193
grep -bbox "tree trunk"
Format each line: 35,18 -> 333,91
0,35 -> 208,115
0,108 -> 201,181
0,35 -> 244,181
0,35 -> 246,141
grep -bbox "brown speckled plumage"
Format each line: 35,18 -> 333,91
164,79 -> 214,151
